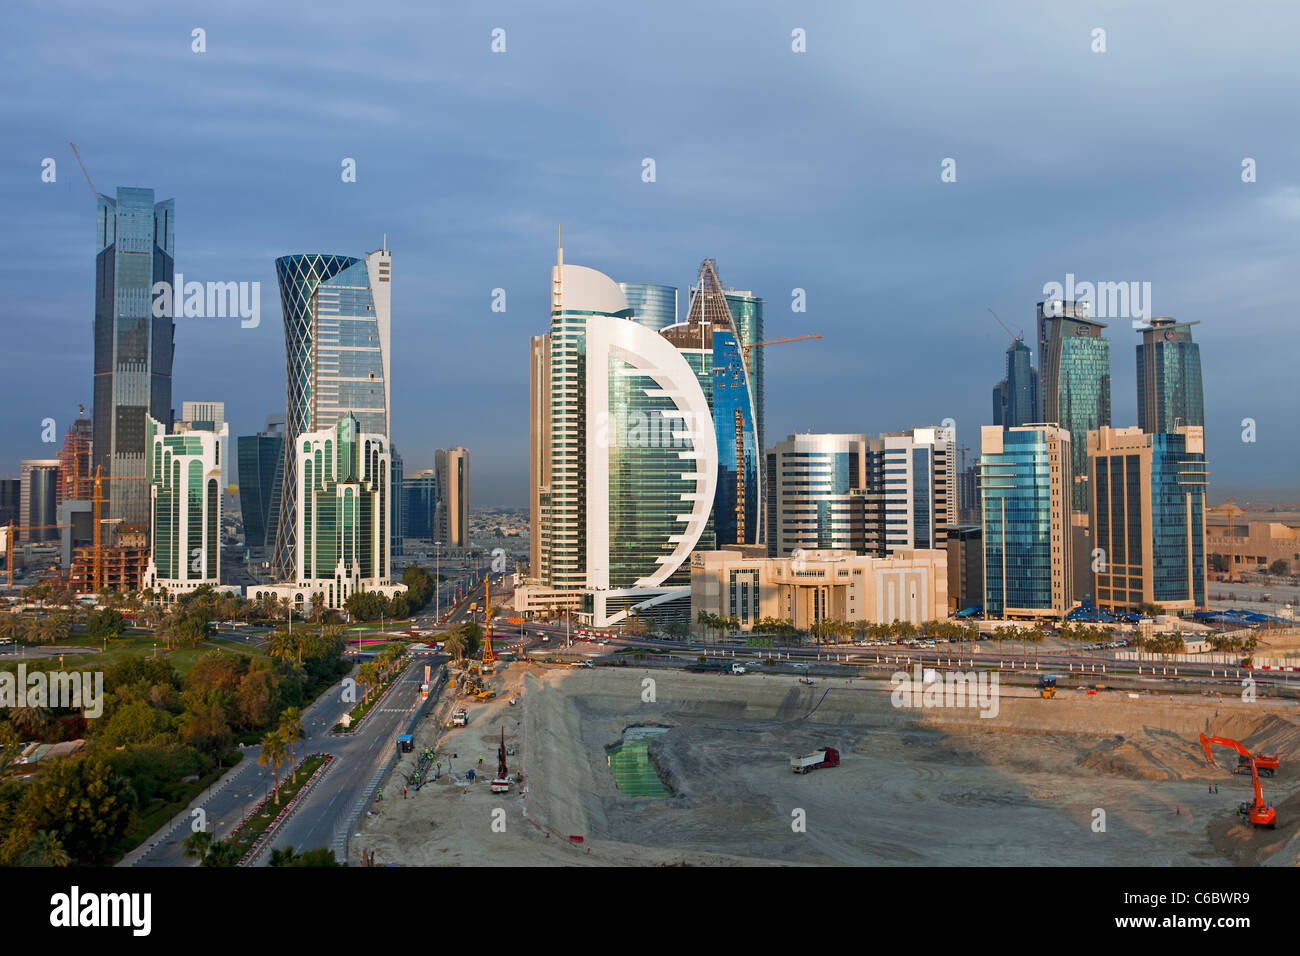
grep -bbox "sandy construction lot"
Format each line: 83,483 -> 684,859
354,663 -> 1300,866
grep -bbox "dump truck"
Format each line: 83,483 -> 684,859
790,747 -> 840,774
451,709 -> 468,727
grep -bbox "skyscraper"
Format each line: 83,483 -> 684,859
862,426 -> 956,555
93,187 -> 175,534
143,416 -> 227,597
272,245 -> 391,577
435,447 -> 469,549
617,281 -> 678,332
390,445 -> 404,557
980,424 -> 1073,618
254,414 -> 404,611
1136,317 -> 1204,434
19,460 -> 60,543
768,433 -> 868,557
991,339 -> 1037,427
402,469 -> 438,544
1088,426 -> 1207,613
1038,300 -> 1110,513
672,260 -> 763,548
237,415 -> 284,558
522,240 -> 717,626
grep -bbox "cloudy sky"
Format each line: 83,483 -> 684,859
3,0 -> 1298,505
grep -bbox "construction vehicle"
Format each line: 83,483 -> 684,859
1199,733 -> 1277,828
790,747 -> 841,774
1236,751 -> 1280,777
451,709 -> 467,728
1038,675 -> 1058,699
490,727 -> 511,793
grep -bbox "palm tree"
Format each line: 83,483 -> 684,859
182,830 -> 213,866
10,704 -> 48,740
357,662 -> 380,705
268,845 -> 300,867
279,707 -> 305,781
259,730 -> 288,803
22,830 -> 70,867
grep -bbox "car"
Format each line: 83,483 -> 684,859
575,660 -> 593,668
792,662 -> 810,670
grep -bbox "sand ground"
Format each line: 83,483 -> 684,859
353,663 -> 1300,866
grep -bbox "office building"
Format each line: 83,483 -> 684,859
0,479 -> 20,529
992,338 -> 1038,428
253,414 -> 405,611
179,401 -> 225,431
435,447 -> 469,549
391,445 -> 404,557
19,460 -> 61,543
402,469 -> 438,543
272,244 -> 392,577
767,433 -> 868,557
862,426 -> 956,555
946,525 -> 983,613
618,281 -> 678,332
1038,300 -> 1110,513
980,424 -> 1073,618
93,186 -> 175,535
1088,426 -> 1208,613
690,548 -> 947,631
142,416 -> 228,597
1136,317 -> 1204,435
521,240 -> 717,626
236,416 -> 285,558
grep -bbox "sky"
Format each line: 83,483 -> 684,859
3,0 -> 1298,506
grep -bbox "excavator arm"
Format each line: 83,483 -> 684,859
1199,733 -> 1275,827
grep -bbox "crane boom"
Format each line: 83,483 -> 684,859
69,142 -> 98,200
987,308 -> 1023,343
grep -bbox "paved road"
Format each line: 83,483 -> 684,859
130,655 -> 436,866
260,655 -> 440,863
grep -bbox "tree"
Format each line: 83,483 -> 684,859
442,631 -> 466,662
13,757 -> 135,865
0,614 -> 26,644
279,707 -> 305,782
203,840 -> 243,867
258,730 -> 288,803
182,830 -> 213,866
1269,559 -> 1290,577
236,668 -> 279,730
357,662 -> 380,704
86,608 -> 127,641
22,830 -> 71,867
178,702 -> 233,756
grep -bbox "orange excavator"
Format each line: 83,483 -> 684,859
1199,733 -> 1277,828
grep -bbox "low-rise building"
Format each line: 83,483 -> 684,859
690,547 -> 947,630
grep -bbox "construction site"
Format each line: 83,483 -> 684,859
355,661 -> 1300,866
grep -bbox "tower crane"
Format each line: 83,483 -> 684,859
987,308 -> 1023,343
1199,733 -> 1277,828
740,334 -> 821,368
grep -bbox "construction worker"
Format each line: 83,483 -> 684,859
479,754 -> 484,765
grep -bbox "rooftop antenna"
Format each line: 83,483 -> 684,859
69,142 -> 97,200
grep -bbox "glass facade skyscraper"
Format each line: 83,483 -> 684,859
1089,426 -> 1207,612
768,433 -> 868,556
1038,300 -> 1110,513
992,339 -> 1037,427
618,281 -> 678,332
1136,317 -> 1204,435
402,469 -> 438,541
237,416 -> 284,558
525,243 -> 717,625
144,416 -> 226,595
272,246 -> 391,577
93,187 -> 175,533
980,425 -> 1073,617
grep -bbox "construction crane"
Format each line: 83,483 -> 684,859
69,142 -> 98,200
741,334 -> 821,369
987,308 -> 1024,343
1199,733 -> 1277,828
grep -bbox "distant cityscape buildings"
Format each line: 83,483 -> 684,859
435,447 -> 469,549
93,186 -> 175,536
19,460 -> 60,544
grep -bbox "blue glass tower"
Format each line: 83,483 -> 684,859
1038,301 -> 1111,513
1137,318 -> 1204,435
93,186 -> 175,532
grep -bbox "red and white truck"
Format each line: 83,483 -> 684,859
790,747 -> 840,774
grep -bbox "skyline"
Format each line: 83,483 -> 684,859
4,1 -> 1299,505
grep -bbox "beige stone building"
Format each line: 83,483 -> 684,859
690,548 -> 947,630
